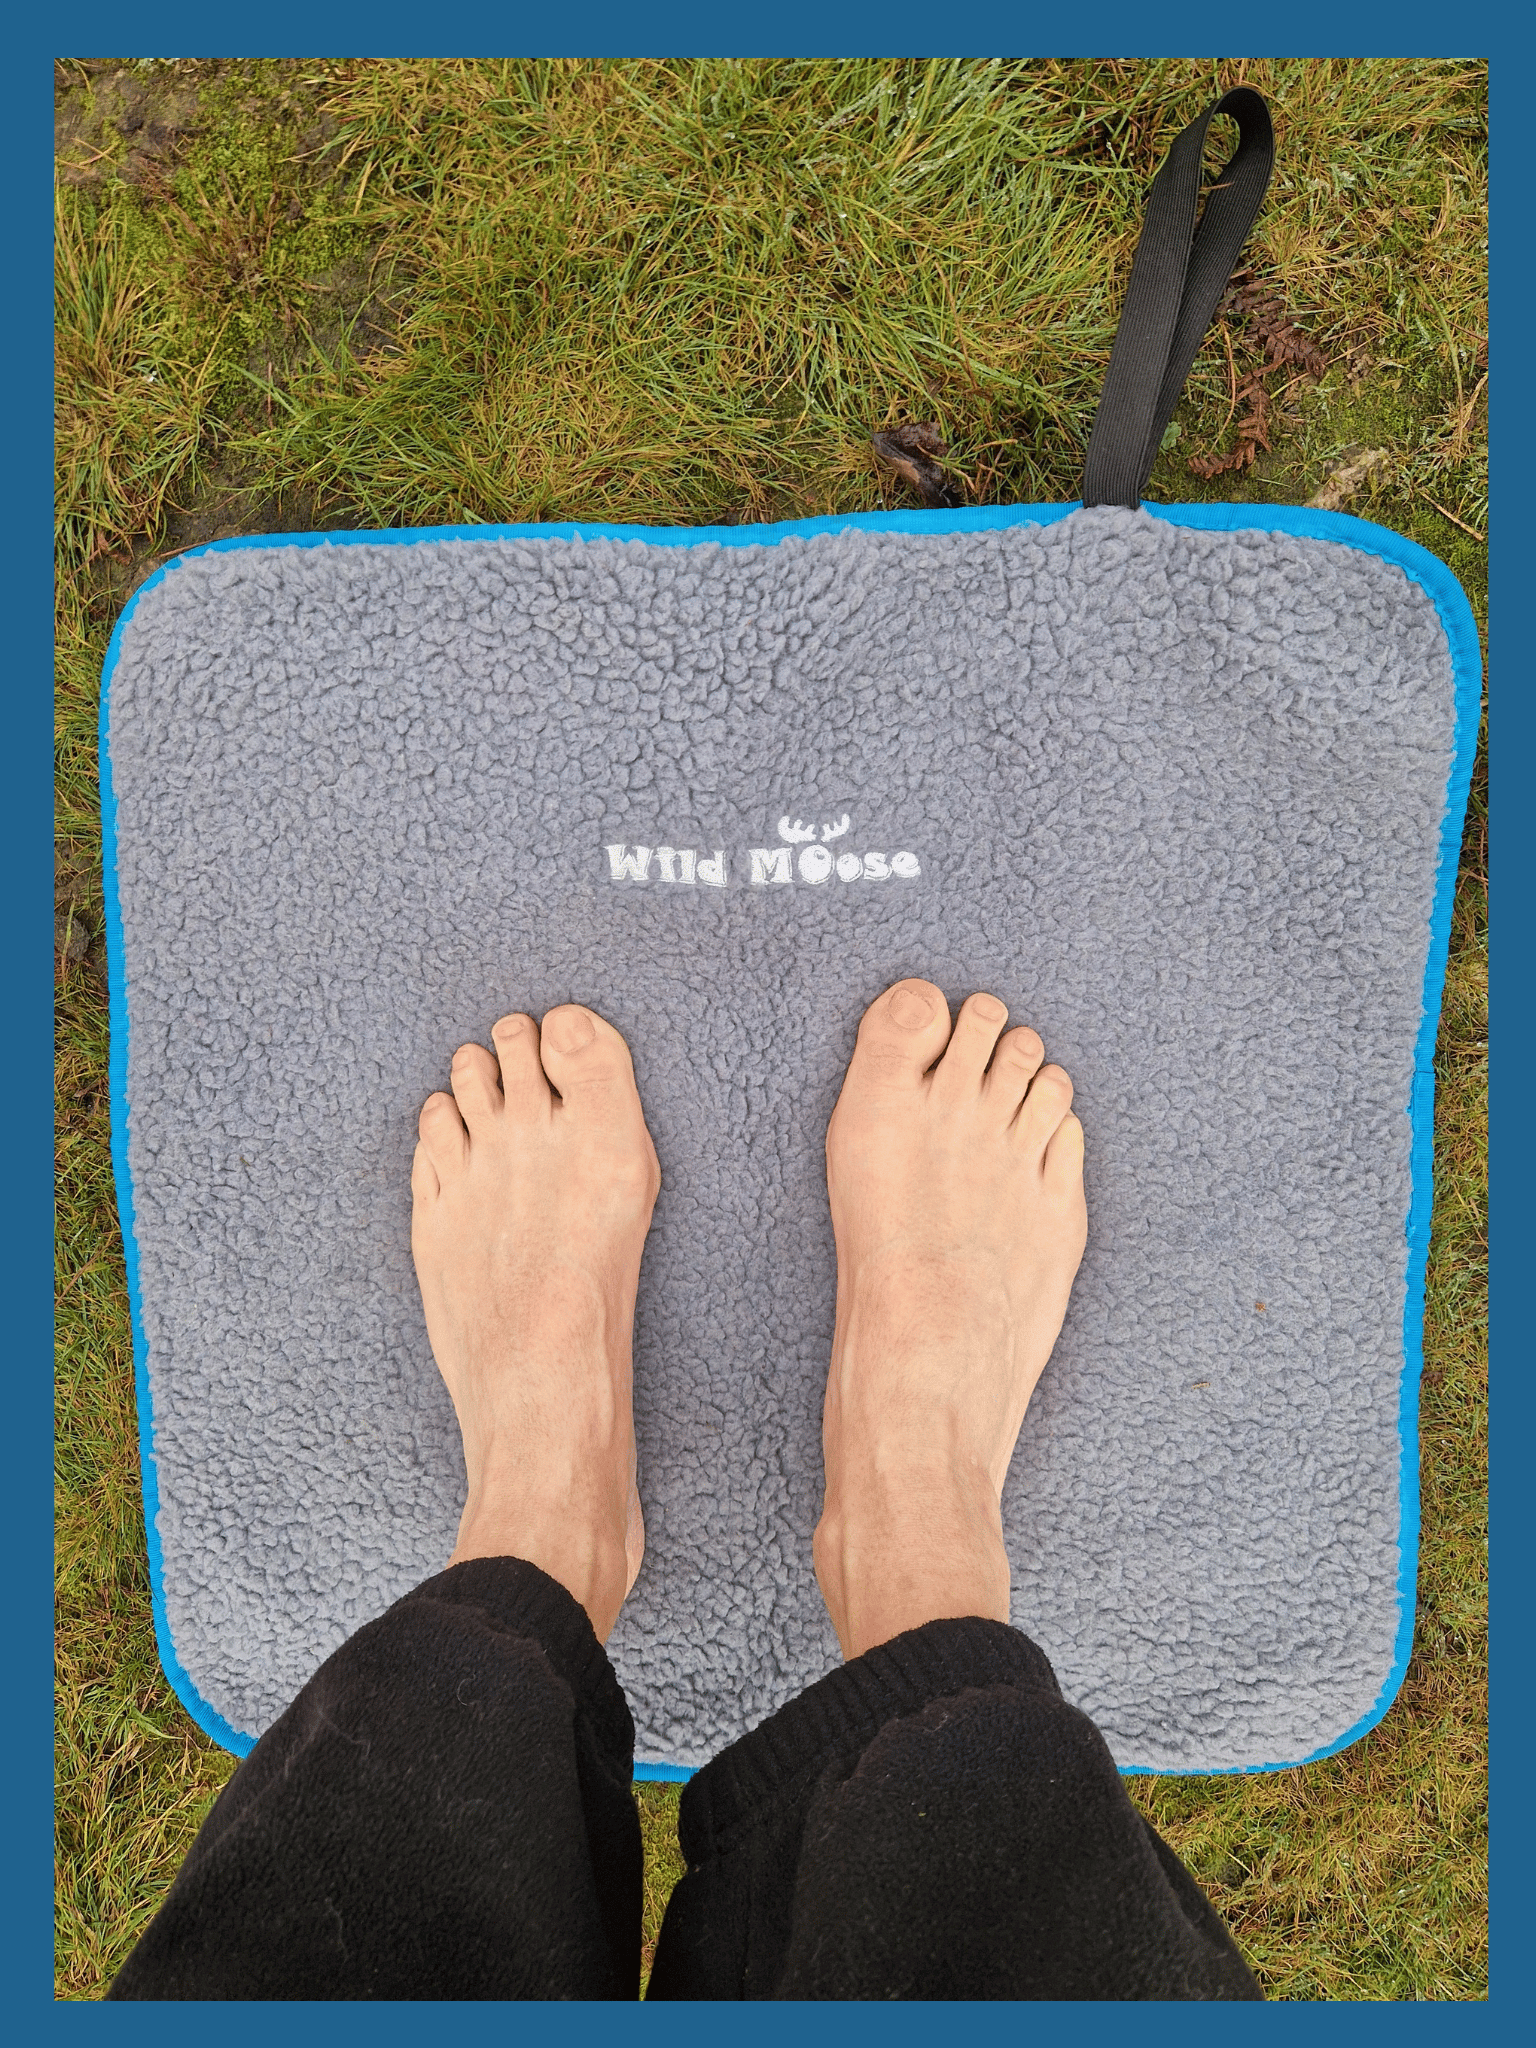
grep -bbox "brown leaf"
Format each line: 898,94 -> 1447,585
871,423 -> 965,509
1188,366 -> 1271,478
1188,271 -> 1326,479
1220,271 -> 1328,380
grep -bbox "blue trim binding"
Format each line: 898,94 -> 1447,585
99,500 -> 1481,1776
100,601 -> 254,1759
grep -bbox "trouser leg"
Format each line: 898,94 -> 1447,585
108,1558 -> 641,2001
646,1618 -> 1260,2001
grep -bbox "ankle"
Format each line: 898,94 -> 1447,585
451,1480 -> 633,1641
813,1462 -> 1011,1660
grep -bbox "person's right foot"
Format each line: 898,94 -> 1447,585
814,979 -> 1087,1660
411,1005 -> 660,1643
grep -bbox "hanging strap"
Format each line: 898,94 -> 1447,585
1082,88 -> 1274,510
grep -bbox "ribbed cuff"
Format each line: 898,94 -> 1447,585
679,1618 -> 1061,1861
399,1555 -> 634,1767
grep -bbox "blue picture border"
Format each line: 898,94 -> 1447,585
98,498 -> 1481,1780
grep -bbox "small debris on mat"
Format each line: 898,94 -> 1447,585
1308,447 -> 1393,511
870,422 -> 966,508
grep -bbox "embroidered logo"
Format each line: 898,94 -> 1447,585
605,845 -> 727,886
604,810 -> 921,890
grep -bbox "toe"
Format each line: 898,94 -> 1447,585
984,1024 -> 1046,1117
492,1012 -> 551,1117
848,978 -> 953,1087
418,1090 -> 468,1178
1044,1110 -> 1086,1188
933,991 -> 1010,1096
538,1003 -> 638,1106
1013,1063 -> 1075,1154
410,1139 -> 440,1204
450,1041 -> 505,1133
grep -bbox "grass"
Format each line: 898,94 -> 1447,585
55,57 -> 1486,2000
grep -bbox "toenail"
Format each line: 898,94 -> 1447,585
493,1015 -> 527,1037
888,985 -> 936,1031
971,994 -> 1007,1022
546,1008 -> 596,1054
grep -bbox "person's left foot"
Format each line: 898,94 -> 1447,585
410,1005 -> 660,1642
813,981 -> 1087,1658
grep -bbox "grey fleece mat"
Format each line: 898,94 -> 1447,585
104,504 -> 1474,1771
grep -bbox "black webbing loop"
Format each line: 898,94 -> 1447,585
1082,89 -> 1274,509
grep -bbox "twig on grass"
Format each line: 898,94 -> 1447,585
1418,492 -> 1485,543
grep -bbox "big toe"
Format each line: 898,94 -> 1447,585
848,978 -> 953,1088
539,1003 -> 639,1107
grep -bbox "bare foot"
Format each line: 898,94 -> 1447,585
410,1005 -> 660,1642
813,980 -> 1087,1660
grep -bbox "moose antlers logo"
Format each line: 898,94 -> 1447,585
777,813 -> 850,845
605,807 -> 922,890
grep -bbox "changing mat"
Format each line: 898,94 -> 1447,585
102,88 -> 1480,1773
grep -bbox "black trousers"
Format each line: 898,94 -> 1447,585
109,1558 -> 1261,2001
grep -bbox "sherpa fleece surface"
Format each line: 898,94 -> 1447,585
104,504 -> 1472,1771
